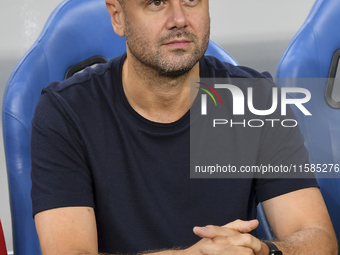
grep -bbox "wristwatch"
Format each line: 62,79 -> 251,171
263,240 -> 283,255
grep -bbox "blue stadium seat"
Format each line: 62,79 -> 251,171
276,0 -> 340,249
2,0 -> 272,254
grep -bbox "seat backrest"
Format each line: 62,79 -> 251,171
3,0 -> 276,254
276,0 -> 340,248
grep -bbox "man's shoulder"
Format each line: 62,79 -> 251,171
202,55 -> 272,79
34,54 -> 125,121
44,54 -> 124,94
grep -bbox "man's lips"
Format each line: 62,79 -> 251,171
164,40 -> 192,48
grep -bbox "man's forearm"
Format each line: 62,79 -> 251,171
66,249 -> 180,255
99,248 -> 187,255
98,251 -> 174,255
274,227 -> 338,255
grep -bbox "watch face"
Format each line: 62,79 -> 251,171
271,251 -> 282,255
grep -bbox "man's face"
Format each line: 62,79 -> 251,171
121,0 -> 210,76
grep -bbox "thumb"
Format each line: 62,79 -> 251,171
223,219 -> 259,233
193,219 -> 259,239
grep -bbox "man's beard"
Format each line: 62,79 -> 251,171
124,18 -> 210,77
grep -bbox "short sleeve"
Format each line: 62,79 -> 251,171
31,87 -> 94,216
254,84 -> 318,202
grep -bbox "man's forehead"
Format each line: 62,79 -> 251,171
126,0 -> 209,5
125,0 -> 152,4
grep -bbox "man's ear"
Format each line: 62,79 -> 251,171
106,0 -> 125,37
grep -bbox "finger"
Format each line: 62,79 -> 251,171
224,234 -> 262,254
193,225 -> 239,239
223,219 -> 259,233
210,235 -> 261,253
199,243 -> 255,255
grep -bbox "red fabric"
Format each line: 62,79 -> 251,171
0,220 -> 7,255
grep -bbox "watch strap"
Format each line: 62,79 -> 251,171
263,240 -> 283,255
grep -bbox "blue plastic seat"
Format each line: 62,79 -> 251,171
276,0 -> 340,249
2,0 -> 274,254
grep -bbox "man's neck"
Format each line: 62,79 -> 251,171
121,53 -> 200,124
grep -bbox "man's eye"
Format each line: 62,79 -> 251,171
151,0 -> 163,6
183,0 -> 199,6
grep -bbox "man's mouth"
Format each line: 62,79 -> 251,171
164,39 -> 192,48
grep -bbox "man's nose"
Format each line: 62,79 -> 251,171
166,2 -> 189,30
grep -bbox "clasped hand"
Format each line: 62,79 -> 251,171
184,219 -> 269,255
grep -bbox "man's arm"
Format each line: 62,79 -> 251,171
35,188 -> 337,255
35,207 -> 99,255
262,187 -> 337,254
194,187 -> 338,255
35,207 -> 199,255
35,207 -> 259,255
